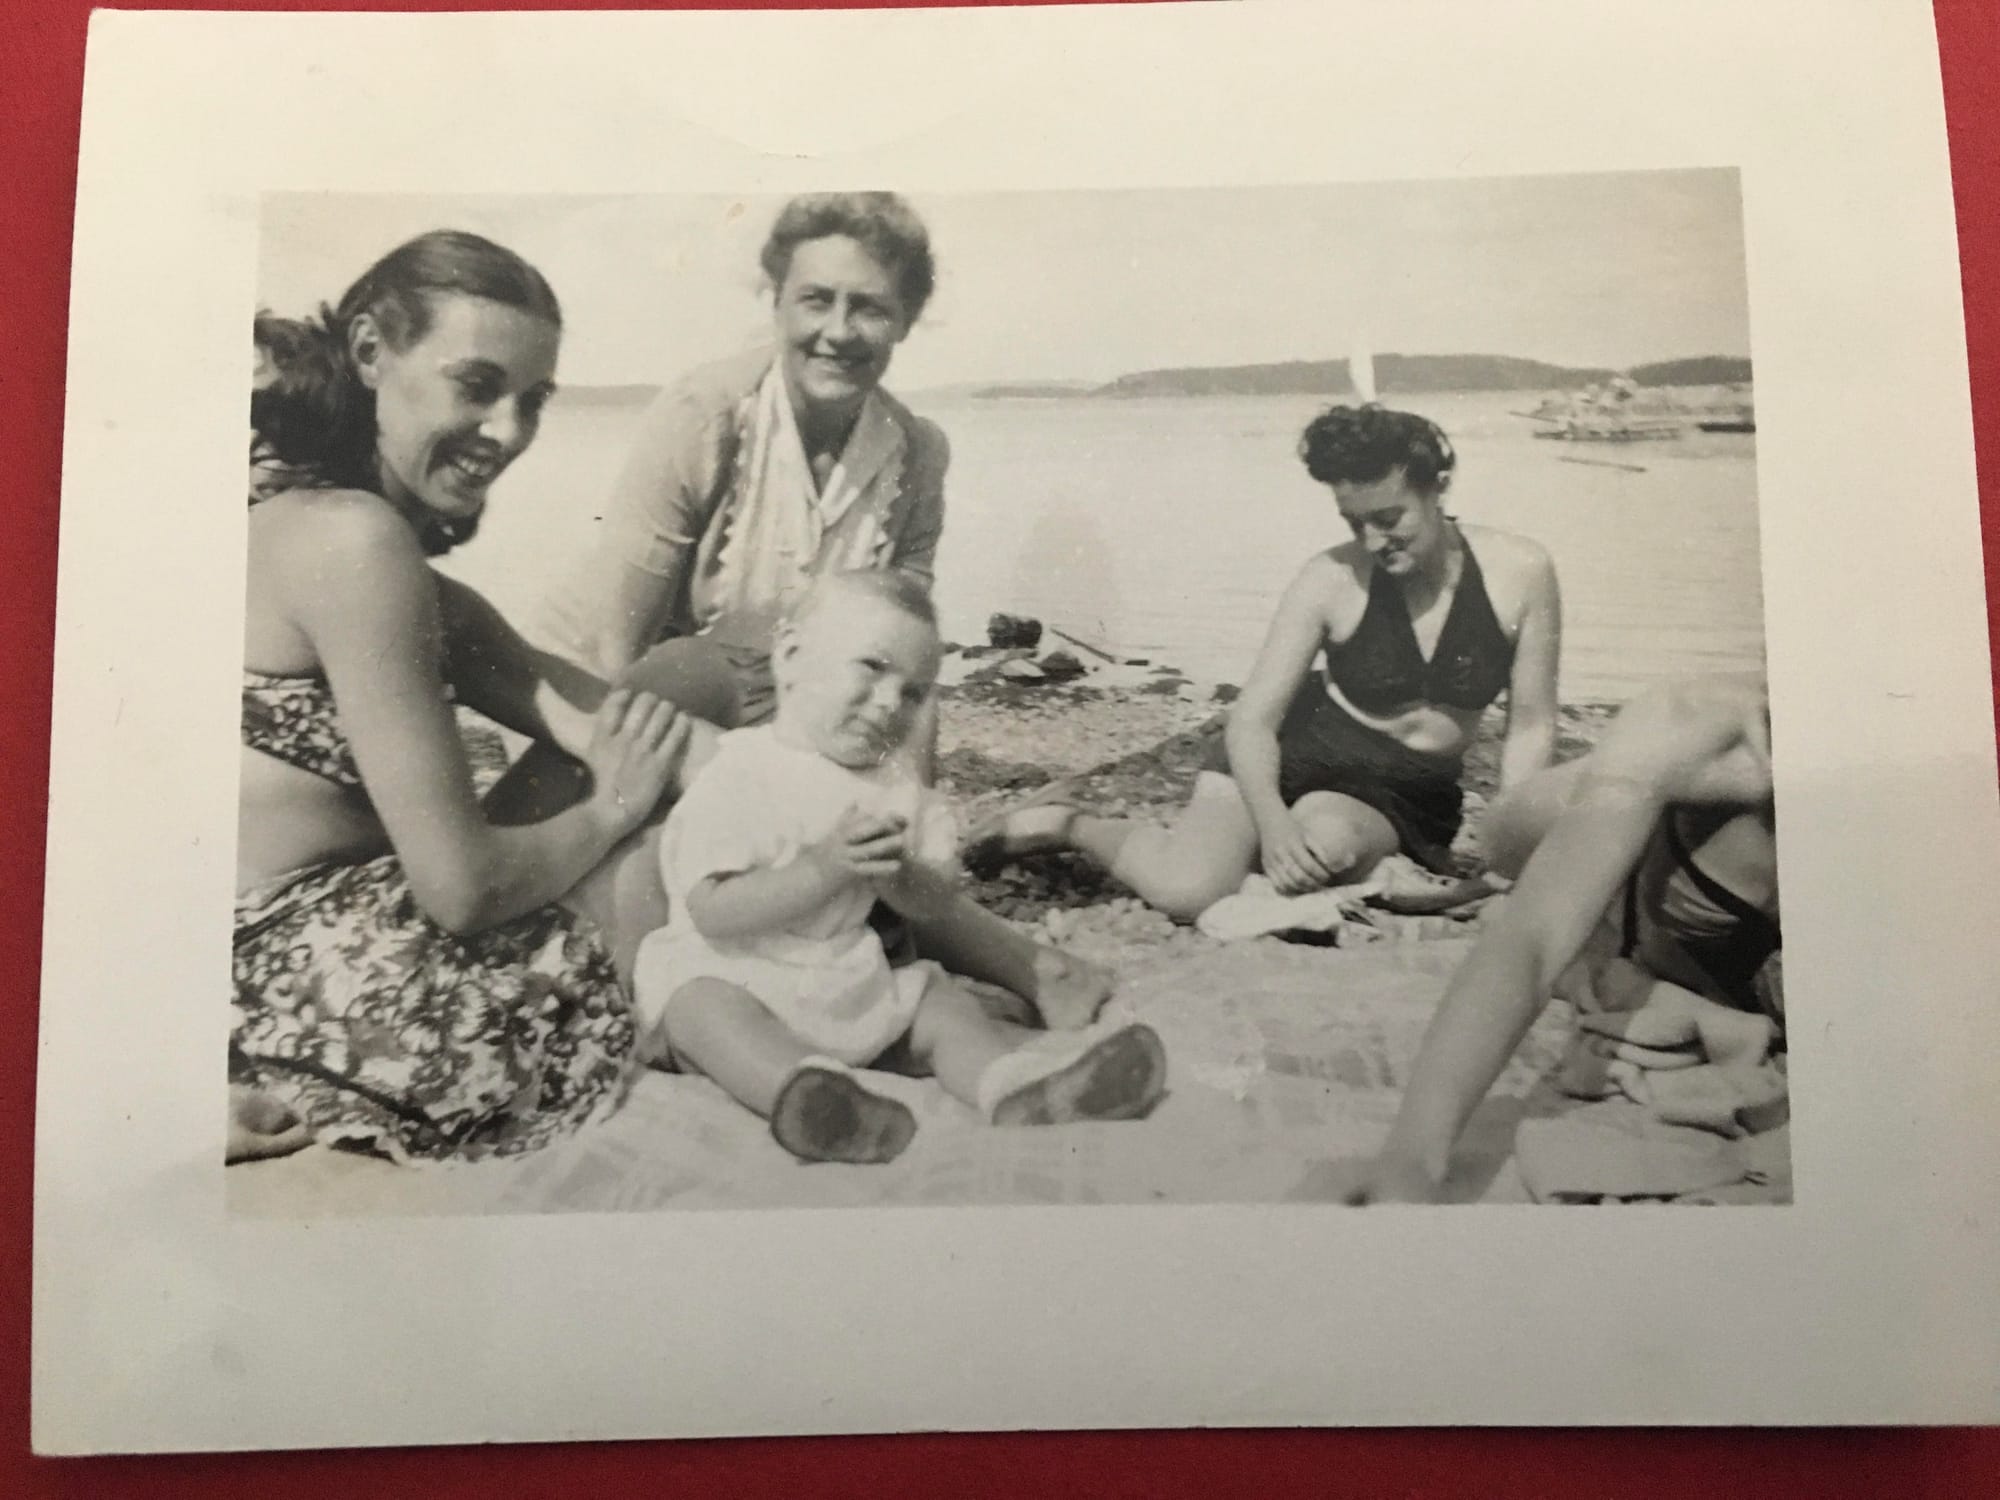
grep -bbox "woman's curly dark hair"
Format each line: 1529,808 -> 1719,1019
759,192 -> 936,323
1298,404 -> 1457,497
251,230 -> 562,497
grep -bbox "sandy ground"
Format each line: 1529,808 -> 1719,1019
229,936 -> 1582,1215
230,658 -> 1671,1214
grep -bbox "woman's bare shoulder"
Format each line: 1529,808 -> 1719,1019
251,489 -> 428,586
1302,540 -> 1368,588
1461,523 -> 1557,618
1461,522 -> 1554,577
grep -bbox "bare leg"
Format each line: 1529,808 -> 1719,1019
906,977 -> 1168,1125
904,972 -> 1043,1106
546,712 -> 717,981
998,771 -> 1261,922
485,666 -> 723,829
658,978 -> 812,1115
664,979 -> 918,1164
1287,789 -> 1400,884
1479,757 -> 1589,879
560,823 -> 673,991
618,636 -> 751,730
905,892 -> 1113,1031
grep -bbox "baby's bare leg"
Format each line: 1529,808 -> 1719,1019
667,978 -> 919,1164
662,978 -> 814,1116
907,892 -> 1113,1031
905,975 -> 1041,1108
910,976 -> 1170,1125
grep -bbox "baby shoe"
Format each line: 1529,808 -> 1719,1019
978,1023 -> 1168,1126
770,1057 -> 918,1165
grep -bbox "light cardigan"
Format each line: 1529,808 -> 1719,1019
539,347 -> 948,666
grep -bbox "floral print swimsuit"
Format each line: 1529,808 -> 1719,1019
234,656 -> 634,1162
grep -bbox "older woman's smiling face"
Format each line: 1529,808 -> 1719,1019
774,234 -> 911,417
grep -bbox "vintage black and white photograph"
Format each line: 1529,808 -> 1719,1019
228,172 -> 1782,1214
35,0 -> 2000,1451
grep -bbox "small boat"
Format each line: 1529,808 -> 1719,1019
1533,417 -> 1684,442
1696,417 -> 1756,434
1520,375 -> 1685,442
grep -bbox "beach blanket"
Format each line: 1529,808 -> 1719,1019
226,937 -> 1788,1216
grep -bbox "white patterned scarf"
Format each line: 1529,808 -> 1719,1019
698,361 -> 908,651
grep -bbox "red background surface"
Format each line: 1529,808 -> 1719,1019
2,1 -> 1995,1492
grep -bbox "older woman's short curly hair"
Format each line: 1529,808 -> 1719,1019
759,192 -> 937,322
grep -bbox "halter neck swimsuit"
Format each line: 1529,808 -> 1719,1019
1324,536 -> 1515,715
1198,537 -> 1519,871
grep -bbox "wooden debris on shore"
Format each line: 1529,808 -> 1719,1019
1557,453 -> 1648,474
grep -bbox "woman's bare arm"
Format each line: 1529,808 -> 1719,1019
1378,775 -> 1660,1185
436,573 -> 607,757
277,497 -> 679,933
1226,556 -> 1344,891
576,382 -> 719,677
1495,539 -> 1562,792
589,557 -> 689,680
1300,676 -> 1773,1201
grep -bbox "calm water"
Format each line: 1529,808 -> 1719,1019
442,387 -> 1766,705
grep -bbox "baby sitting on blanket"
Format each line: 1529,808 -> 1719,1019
633,569 -> 1167,1165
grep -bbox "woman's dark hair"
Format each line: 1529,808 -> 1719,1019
251,230 -> 562,493
758,192 -> 936,323
1298,404 -> 1457,498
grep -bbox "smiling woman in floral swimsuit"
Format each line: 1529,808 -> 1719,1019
235,231 -> 699,1163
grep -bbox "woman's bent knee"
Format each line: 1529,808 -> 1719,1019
1291,791 -> 1397,874
621,638 -> 742,728
1144,863 -> 1249,923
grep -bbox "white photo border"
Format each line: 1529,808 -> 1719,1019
34,0 -> 2000,1451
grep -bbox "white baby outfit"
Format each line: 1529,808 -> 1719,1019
634,726 -> 959,1065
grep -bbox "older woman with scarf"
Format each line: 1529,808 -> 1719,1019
524,191 -> 1106,1028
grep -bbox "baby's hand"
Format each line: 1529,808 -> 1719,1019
811,807 -> 910,884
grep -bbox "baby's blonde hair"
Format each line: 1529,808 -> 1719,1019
785,568 -> 938,636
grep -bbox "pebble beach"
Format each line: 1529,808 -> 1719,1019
930,640 -> 1618,968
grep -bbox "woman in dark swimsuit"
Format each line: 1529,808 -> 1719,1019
967,404 -> 1562,921
1296,674 -> 1780,1203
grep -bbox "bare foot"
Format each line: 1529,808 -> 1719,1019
1028,944 -> 1115,1031
963,799 -> 1079,876
226,1085 -> 314,1164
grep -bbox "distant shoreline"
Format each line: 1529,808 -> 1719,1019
559,353 -> 1752,407
957,353 -> 1751,401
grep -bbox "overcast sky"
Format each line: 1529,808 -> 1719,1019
258,168 -> 1748,389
